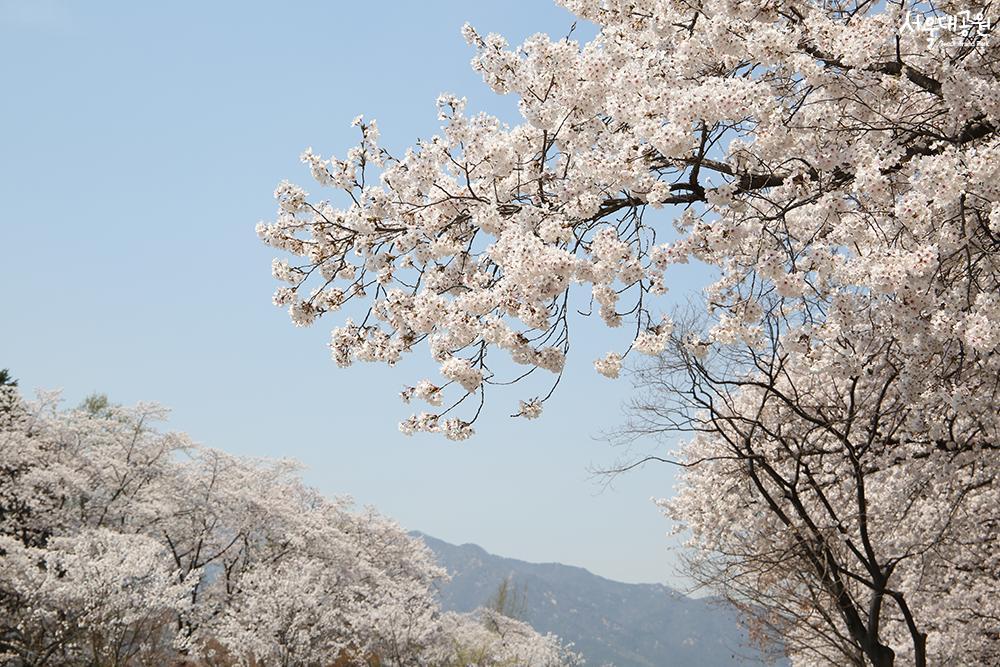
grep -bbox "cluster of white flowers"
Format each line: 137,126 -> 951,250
440,355 -> 484,392
440,417 -> 476,441
518,398 -> 543,419
400,379 -> 444,406
260,0 -> 999,437
259,0 -> 999,661
633,319 -> 674,355
594,351 -> 622,379
429,609 -> 582,666
0,391 -> 578,665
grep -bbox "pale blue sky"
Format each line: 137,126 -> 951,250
0,1 -> 710,587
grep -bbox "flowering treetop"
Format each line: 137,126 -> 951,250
0,388 -> 581,665
259,0 -> 997,439
258,4 -> 998,659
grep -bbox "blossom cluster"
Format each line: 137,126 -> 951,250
259,0 -> 998,662
0,389 -> 580,666
261,0 -> 999,440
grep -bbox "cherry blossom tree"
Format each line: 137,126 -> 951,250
621,309 -> 999,666
0,388 -> 580,666
259,0 -> 998,664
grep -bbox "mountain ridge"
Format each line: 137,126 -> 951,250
416,533 -> 783,667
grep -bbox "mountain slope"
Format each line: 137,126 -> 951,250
418,534 -> 781,667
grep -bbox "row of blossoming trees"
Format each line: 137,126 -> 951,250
0,379 -> 580,666
257,0 -> 999,664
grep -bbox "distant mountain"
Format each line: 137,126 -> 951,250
417,534 -> 783,667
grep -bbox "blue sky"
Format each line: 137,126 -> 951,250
1,1 -> 710,588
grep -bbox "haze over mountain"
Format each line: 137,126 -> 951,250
419,534 -> 783,667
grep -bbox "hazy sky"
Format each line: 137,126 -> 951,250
1,1 -> 713,588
